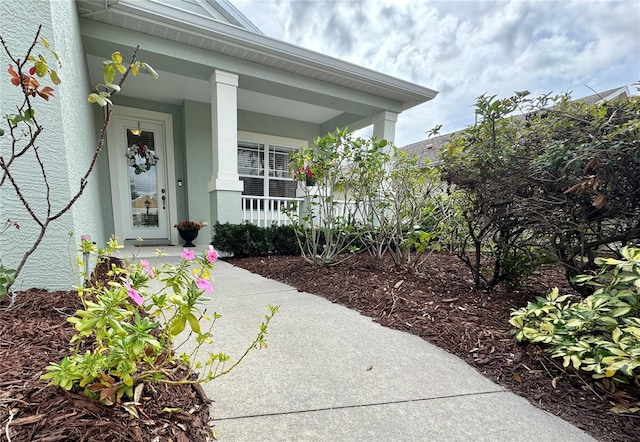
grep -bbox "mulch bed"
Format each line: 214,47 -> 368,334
0,290 -> 214,442
2,252 -> 638,440
228,252 -> 640,442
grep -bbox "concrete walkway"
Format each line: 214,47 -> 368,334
127,246 -> 594,441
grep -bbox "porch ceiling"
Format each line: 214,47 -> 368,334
85,54 -> 343,124
77,0 -> 438,126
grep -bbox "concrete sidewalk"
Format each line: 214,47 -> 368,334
130,247 -> 594,441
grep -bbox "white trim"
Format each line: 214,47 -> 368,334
237,131 -> 308,150
106,106 -> 178,245
210,69 -> 239,87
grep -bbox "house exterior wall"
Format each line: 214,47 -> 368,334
238,110 -> 319,144
179,100 -> 323,244
183,100 -> 214,245
0,0 -> 105,290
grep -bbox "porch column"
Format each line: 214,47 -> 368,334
208,70 -> 243,225
371,111 -> 398,145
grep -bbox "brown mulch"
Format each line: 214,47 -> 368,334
228,252 -> 640,442
0,290 -> 214,442
2,252 -> 638,441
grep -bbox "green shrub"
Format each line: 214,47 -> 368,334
42,238 -> 277,405
212,222 -> 300,257
265,224 -> 300,256
510,246 -> 640,384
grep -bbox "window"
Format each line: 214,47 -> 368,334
237,133 -> 303,200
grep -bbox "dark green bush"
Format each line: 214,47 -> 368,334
212,222 -> 300,257
265,224 -> 300,256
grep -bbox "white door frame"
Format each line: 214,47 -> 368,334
106,106 -> 178,245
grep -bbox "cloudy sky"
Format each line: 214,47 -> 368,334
232,0 -> 639,147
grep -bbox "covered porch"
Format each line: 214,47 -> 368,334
78,0 -> 437,246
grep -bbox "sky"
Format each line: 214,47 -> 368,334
232,0 -> 640,147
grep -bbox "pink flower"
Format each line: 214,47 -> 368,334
206,245 -> 219,264
123,281 -> 144,306
140,259 -> 155,278
196,278 -> 213,293
181,248 -> 195,260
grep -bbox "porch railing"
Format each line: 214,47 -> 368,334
241,195 -> 302,227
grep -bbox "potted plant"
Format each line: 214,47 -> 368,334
174,220 -> 202,247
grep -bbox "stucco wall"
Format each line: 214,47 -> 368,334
183,100 -> 214,244
0,0 -> 104,290
181,101 -> 323,243
238,109 -> 319,145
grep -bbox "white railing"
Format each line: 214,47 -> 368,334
241,195 -> 302,227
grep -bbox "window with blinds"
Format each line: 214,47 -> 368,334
238,141 -> 297,198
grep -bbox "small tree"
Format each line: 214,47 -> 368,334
364,148 -> 443,269
0,26 -> 157,299
288,128 -> 388,265
289,129 -> 449,269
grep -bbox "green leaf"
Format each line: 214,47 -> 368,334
34,61 -> 47,77
0,128 -> 4,136
611,327 -> 622,343
24,108 -> 35,119
169,316 -> 186,336
88,93 -> 109,107
111,52 -> 123,64
105,83 -> 121,92
141,62 -> 158,79
186,313 -> 201,333
40,36 -> 50,48
611,306 -> 631,318
50,69 -> 61,85
103,64 -> 116,84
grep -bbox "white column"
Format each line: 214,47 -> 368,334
207,70 -> 243,192
371,111 -> 398,144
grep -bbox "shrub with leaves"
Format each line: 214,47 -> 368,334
287,128 -> 389,265
42,238 -> 277,407
441,88 -> 640,291
510,246 -> 640,383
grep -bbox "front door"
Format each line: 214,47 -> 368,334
107,108 -> 176,243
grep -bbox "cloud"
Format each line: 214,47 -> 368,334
233,0 -> 639,146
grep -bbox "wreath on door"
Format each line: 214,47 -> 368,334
126,144 -> 158,175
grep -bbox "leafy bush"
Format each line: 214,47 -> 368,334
265,224 -> 300,256
441,89 -> 640,291
510,246 -> 640,383
42,238 -> 277,406
288,128 -> 385,266
212,222 -> 300,257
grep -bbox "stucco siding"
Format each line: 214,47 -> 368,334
0,0 -> 103,290
183,100 -> 214,245
210,191 -> 242,226
238,110 -> 319,145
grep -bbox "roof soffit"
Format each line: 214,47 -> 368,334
77,0 -> 437,109
80,23 -> 404,115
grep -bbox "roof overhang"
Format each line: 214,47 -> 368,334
77,0 -> 438,127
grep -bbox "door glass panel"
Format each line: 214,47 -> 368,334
127,130 -> 158,228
